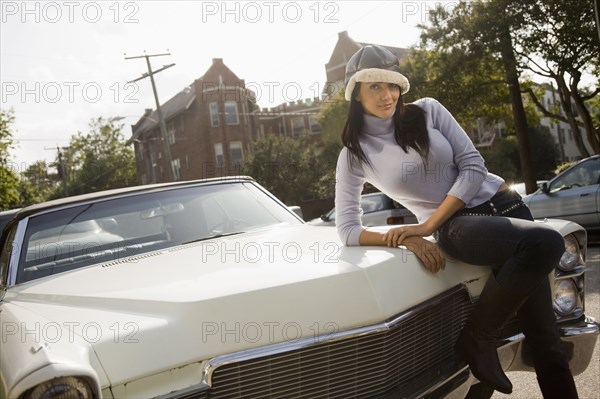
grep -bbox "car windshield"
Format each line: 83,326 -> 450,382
15,182 -> 300,284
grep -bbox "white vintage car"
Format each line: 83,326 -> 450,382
0,177 -> 598,398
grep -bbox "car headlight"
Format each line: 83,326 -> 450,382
558,235 -> 580,272
23,377 -> 93,399
553,279 -> 577,316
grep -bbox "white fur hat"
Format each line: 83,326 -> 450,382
344,45 -> 410,101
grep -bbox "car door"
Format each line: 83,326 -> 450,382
526,157 -> 600,229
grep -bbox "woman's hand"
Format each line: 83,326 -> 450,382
359,227 -> 445,273
400,236 -> 446,273
382,223 -> 435,247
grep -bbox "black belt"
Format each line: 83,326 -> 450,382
456,189 -> 526,217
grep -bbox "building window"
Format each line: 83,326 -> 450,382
291,117 -> 305,137
166,122 -> 176,145
214,143 -> 224,167
278,120 -> 285,136
224,101 -> 239,125
308,116 -> 322,134
230,141 -> 244,165
210,102 -> 219,127
172,158 -> 181,181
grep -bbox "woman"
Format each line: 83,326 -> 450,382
335,44 -> 578,398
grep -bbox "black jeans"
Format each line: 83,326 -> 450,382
436,189 -> 571,375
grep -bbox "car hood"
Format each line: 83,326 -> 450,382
4,224 -> 491,388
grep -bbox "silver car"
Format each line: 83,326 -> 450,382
524,155 -> 600,231
308,192 -> 418,226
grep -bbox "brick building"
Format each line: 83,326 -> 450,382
254,98 -> 323,141
130,58 -> 257,184
130,32 -> 412,184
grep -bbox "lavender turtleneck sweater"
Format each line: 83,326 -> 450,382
335,97 -> 504,246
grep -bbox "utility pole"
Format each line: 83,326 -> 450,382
125,51 -> 176,181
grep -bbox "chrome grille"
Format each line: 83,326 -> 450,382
202,285 -> 475,399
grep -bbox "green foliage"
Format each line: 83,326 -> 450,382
58,117 -> 137,197
512,0 -> 599,78
242,131 -> 342,207
511,0 -> 600,154
529,126 -> 560,179
316,90 -> 348,145
0,109 -> 22,210
19,161 -> 57,205
554,162 -> 575,175
242,135 -> 318,204
480,138 -> 519,182
402,46 -> 512,127
482,126 -> 559,182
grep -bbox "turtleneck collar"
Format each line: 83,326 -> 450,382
362,112 -> 394,136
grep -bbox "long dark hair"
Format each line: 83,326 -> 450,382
341,83 -> 429,168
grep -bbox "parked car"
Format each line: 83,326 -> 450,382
524,155 -> 600,231
1,177 -> 597,398
509,180 -> 547,196
308,192 -> 418,227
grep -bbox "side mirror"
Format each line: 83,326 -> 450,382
320,214 -> 329,221
540,182 -> 549,194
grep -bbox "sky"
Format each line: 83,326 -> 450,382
1,0 -> 459,171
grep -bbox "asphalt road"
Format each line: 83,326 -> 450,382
492,237 -> 600,399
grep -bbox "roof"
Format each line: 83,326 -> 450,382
131,84 -> 196,139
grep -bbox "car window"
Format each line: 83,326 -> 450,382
361,195 -> 386,213
15,182 -> 300,284
549,158 -> 600,193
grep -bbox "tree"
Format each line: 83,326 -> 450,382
317,89 -> 348,145
402,47 -> 512,128
313,91 -> 346,198
0,109 -> 20,210
420,0 -> 538,193
58,117 -> 137,197
514,0 -> 600,156
242,135 -> 321,205
19,161 -> 57,205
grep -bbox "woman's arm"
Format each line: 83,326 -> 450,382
360,229 -> 446,273
421,98 -> 489,204
335,148 -> 367,245
383,194 -> 465,245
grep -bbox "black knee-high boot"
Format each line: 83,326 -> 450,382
517,278 -> 579,398
537,371 -> 579,399
457,274 -> 528,394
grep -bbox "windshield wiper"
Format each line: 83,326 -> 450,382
181,231 -> 245,245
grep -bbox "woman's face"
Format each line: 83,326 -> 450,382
356,82 -> 400,119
